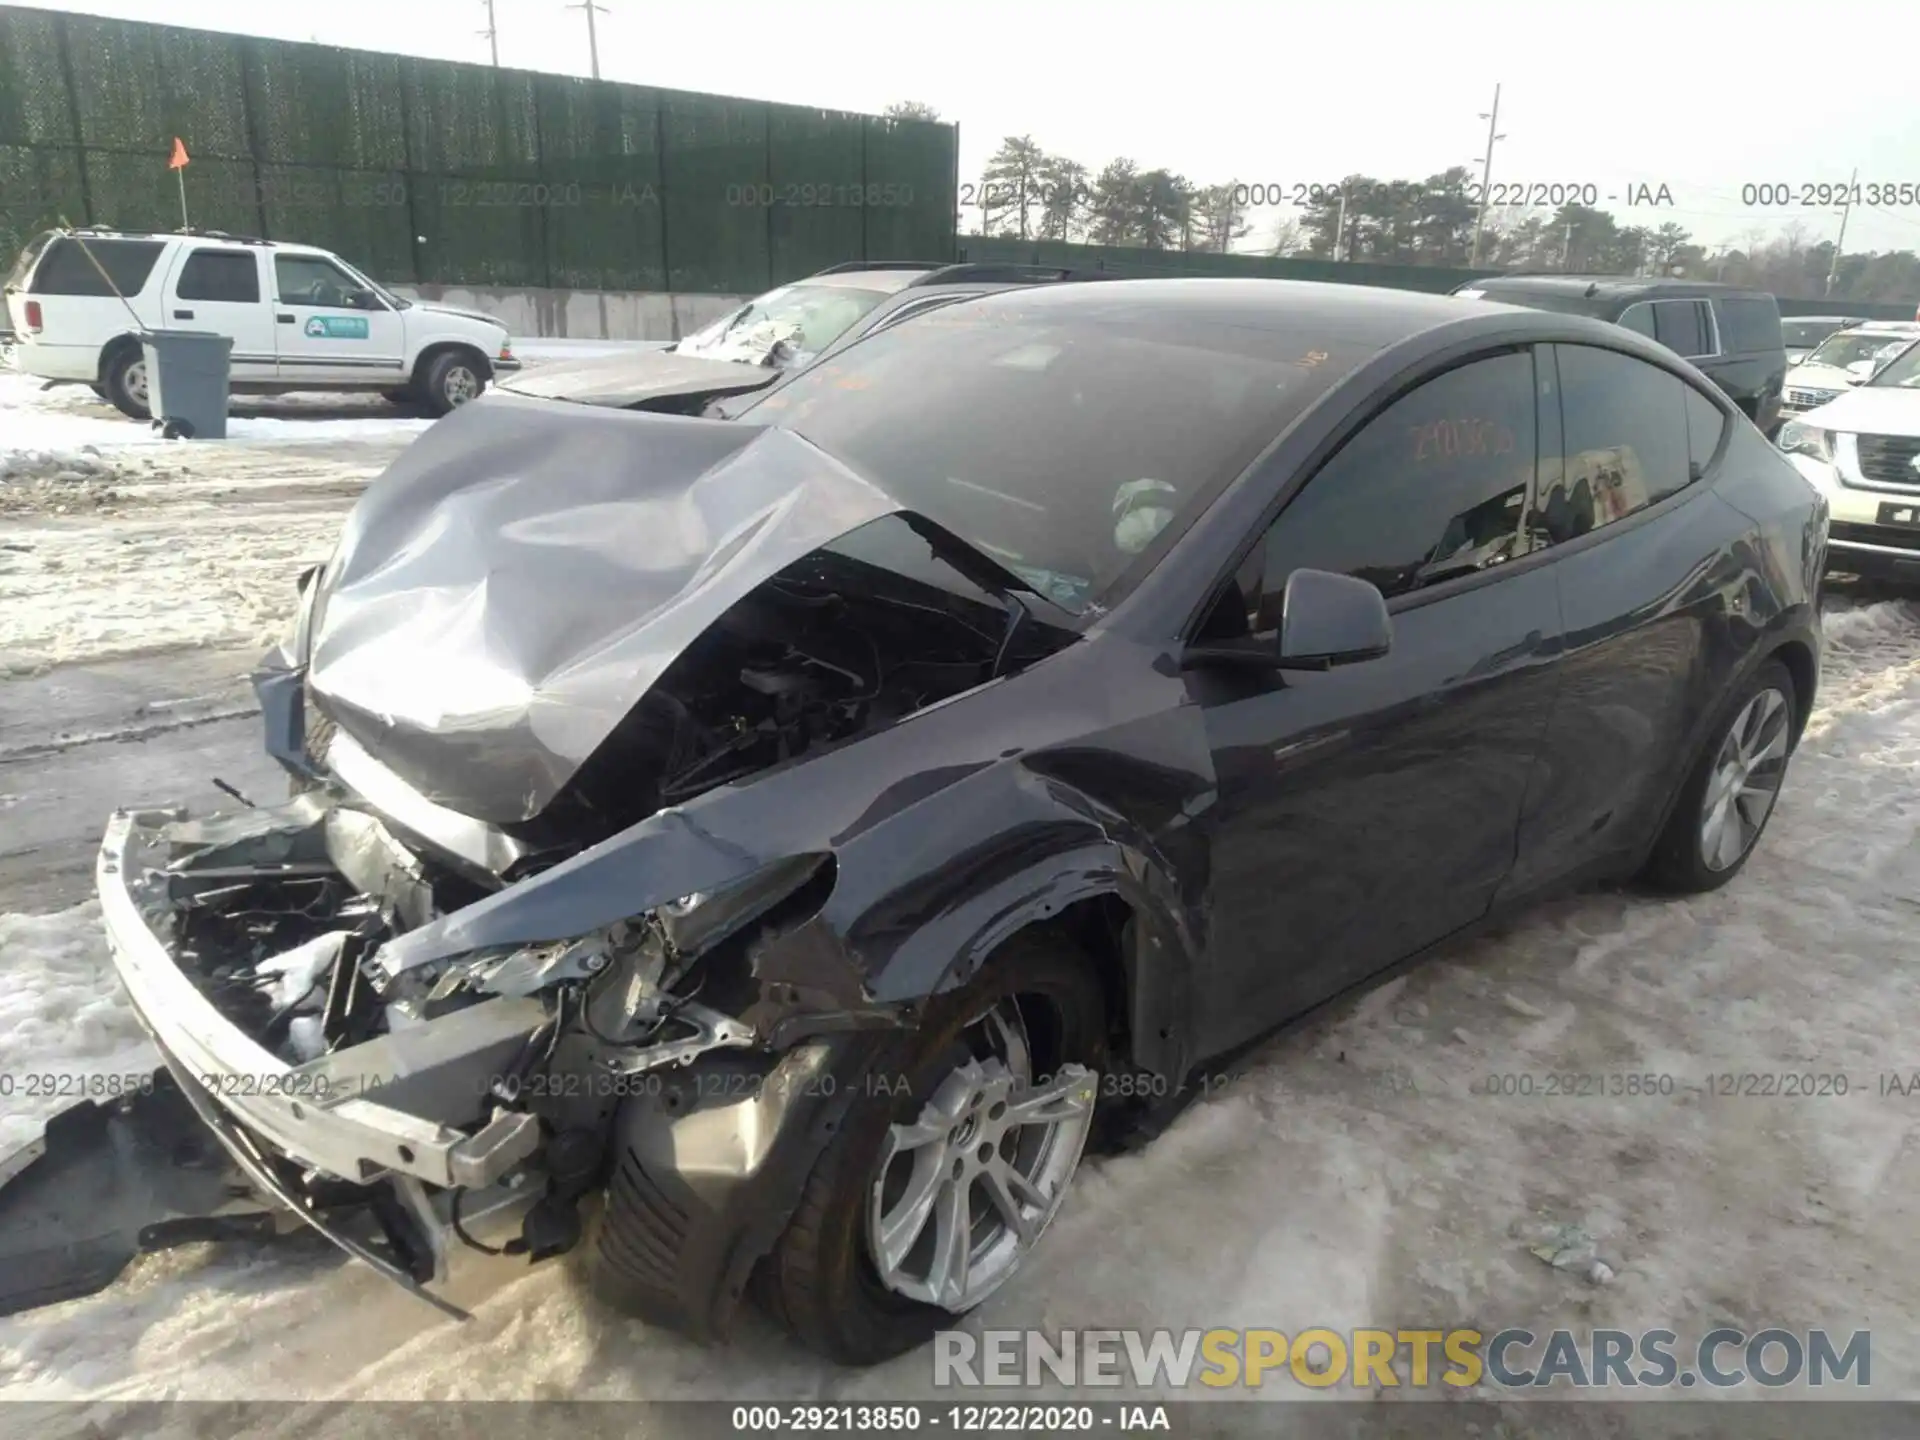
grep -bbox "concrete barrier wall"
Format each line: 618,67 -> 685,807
389,285 -> 752,342
390,279 -> 1919,342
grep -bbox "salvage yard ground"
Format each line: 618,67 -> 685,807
2,369 -> 1919,1409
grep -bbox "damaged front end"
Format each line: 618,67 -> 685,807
1,392 -> 1077,1330
0,789 -> 846,1324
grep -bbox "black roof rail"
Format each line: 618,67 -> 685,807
909,263 -> 1120,287
179,228 -> 273,246
58,225 -> 274,247
809,260 -> 944,276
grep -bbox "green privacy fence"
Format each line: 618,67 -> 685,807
0,5 -> 958,293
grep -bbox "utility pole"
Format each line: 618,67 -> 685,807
1824,166 -> 1858,298
1468,83 -> 1505,267
567,0 -> 608,79
1334,184 -> 1348,262
1563,216 -> 1574,271
479,0 -> 499,66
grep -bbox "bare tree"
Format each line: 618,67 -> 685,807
1268,216 -> 1306,257
1191,182 -> 1253,253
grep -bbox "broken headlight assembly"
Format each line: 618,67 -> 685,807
379,851 -> 834,1078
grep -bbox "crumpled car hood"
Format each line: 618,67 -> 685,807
497,350 -> 777,408
305,391 -> 902,825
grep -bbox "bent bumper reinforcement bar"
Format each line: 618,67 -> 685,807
98,808 -> 541,1192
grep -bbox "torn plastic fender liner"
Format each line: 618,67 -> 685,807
591,1031 -> 890,1342
0,1070 -> 274,1318
304,392 -> 905,825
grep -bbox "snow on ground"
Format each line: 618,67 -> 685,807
0,374 -> 427,676
1,593 -> 1918,1404
0,372 -> 435,453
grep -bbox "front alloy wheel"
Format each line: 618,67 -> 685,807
442,363 -> 480,406
867,999 -> 1095,1313
756,932 -> 1107,1365
1699,685 -> 1790,872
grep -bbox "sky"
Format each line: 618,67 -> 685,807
13,0 -> 1920,260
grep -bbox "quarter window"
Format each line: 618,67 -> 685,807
1684,384 -> 1728,478
176,249 -> 261,303
1716,297 -> 1782,355
1256,350 -> 1541,617
1618,303 -> 1658,340
1651,299 -> 1712,358
1538,345 -> 1694,544
27,237 -> 167,296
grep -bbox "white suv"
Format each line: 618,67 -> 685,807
1781,339 -> 1920,581
3,229 -> 519,418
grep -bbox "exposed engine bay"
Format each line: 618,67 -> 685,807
516,544 -> 1054,851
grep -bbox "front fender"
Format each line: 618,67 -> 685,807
833,755 -> 1210,1082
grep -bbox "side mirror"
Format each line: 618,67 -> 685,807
1277,568 -> 1392,669
1182,568 -> 1392,672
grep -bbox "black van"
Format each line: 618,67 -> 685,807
1452,275 -> 1787,435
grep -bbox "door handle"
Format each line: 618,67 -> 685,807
172,308 -> 194,320
277,314 -> 296,324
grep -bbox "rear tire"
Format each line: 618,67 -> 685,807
102,346 -> 150,420
1641,659 -> 1796,893
418,350 -> 487,416
752,931 -> 1107,1365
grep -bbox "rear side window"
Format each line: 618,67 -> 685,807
1716,297 -> 1782,354
1257,349 -> 1541,611
175,249 -> 261,303
1540,345 -> 1693,543
27,237 -> 167,296
1652,300 -> 1711,358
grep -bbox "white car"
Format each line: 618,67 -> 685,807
1778,321 -> 1920,422
3,228 -> 519,418
1781,340 -> 1920,580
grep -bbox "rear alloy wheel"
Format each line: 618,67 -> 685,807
758,932 -> 1105,1365
103,347 -> 151,420
1699,687 -> 1791,872
1643,659 -> 1795,892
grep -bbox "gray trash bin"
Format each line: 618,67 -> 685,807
141,329 -> 233,440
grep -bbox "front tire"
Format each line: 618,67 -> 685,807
418,350 -> 487,416
756,932 -> 1106,1365
102,347 -> 150,420
1642,659 -> 1796,893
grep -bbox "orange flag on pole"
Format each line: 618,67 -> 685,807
168,137 -> 190,169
